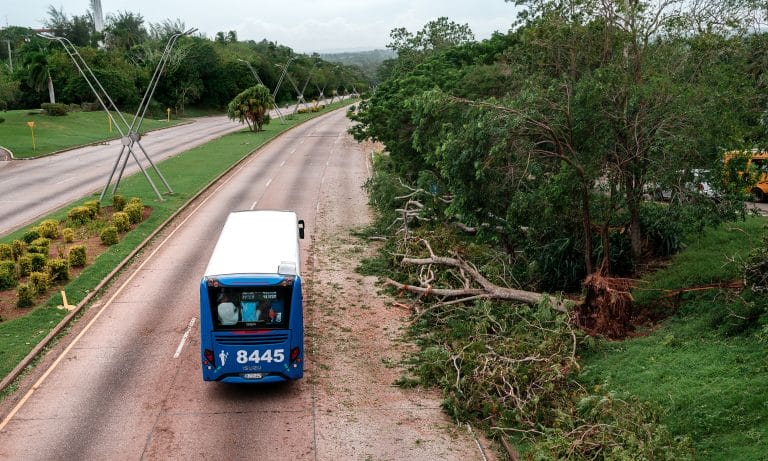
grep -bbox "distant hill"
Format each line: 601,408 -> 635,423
320,49 -> 395,83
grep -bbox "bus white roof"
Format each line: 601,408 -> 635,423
204,210 -> 301,277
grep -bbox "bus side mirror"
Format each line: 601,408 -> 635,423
298,220 -> 305,239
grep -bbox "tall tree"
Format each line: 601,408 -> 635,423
104,11 -> 148,52
24,51 -> 56,104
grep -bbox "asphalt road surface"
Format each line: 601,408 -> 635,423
0,108 -> 487,460
0,109 -> 347,459
0,98 -> 349,238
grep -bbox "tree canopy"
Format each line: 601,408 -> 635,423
351,1 -> 767,291
0,6 -> 369,114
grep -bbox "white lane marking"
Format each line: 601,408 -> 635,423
174,317 -> 197,359
250,178 -> 273,210
280,160 -> 286,167
0,153 -> 257,433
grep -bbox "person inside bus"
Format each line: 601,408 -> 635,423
217,292 -> 240,325
256,300 -> 271,322
241,300 -> 257,322
268,300 -> 284,323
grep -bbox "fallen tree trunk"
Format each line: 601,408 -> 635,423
386,239 -> 568,312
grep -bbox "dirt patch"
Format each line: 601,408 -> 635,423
305,138 -> 496,460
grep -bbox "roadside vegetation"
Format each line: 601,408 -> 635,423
351,1 -> 768,459
0,99 -> 355,389
0,6 -> 368,129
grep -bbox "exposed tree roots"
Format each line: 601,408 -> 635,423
572,274 -> 636,339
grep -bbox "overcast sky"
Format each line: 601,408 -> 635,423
2,1 -> 519,53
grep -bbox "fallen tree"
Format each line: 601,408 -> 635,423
384,239 -> 569,312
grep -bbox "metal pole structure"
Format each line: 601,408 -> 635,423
281,69 -> 307,116
299,61 -> 318,110
114,28 -> 196,195
273,57 -> 295,117
238,58 -> 283,123
40,31 -> 191,202
236,58 -> 264,86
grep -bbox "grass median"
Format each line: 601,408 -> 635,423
579,217 -> 768,459
0,109 -> 185,159
0,100 -> 356,388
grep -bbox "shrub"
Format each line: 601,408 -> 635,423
41,102 -> 68,116
16,284 -> 35,308
111,211 -> 131,232
744,227 -> 768,293
37,219 -> 60,239
62,227 -> 75,243
0,261 -> 18,290
100,226 -> 119,245
124,203 -> 143,224
46,258 -> 69,283
17,255 -> 33,277
29,237 -> 51,255
112,194 -> 126,212
29,271 -> 51,294
83,200 -> 100,218
0,117 -> 5,124
67,206 -> 93,225
12,240 -> 27,259
30,253 -> 47,272
22,229 -> 40,244
0,243 -> 12,261
68,245 -> 87,267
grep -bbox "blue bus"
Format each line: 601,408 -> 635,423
200,210 -> 305,383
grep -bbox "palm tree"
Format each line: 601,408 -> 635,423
24,51 -> 56,104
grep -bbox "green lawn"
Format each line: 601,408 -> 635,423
0,100 -> 356,387
580,217 -> 768,460
0,109 -> 184,158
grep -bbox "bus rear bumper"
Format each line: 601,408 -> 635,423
203,370 -> 303,383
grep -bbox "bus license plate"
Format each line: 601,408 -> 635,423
242,373 -> 264,380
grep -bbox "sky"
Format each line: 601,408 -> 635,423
2,1 -> 519,53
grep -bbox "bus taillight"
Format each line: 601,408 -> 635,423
203,349 -> 215,365
290,347 -> 301,363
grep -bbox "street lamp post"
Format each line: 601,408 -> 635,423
40,28 -> 196,202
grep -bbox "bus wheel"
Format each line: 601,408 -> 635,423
752,188 -> 765,202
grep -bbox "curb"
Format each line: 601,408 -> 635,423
0,103 -> 354,394
0,146 -> 12,161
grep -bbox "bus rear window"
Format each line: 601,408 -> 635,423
209,285 -> 292,330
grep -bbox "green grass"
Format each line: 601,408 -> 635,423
0,100 -> 356,381
580,217 -> 768,460
634,220 -> 763,304
0,109 -> 184,158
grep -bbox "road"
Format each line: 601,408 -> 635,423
0,98 -> 350,238
0,108 -> 488,460
0,115 -> 245,237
